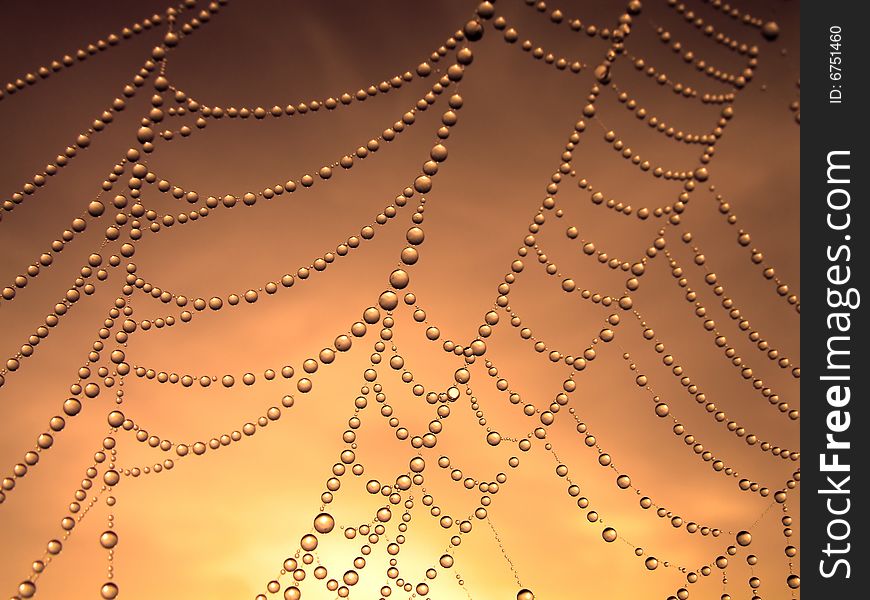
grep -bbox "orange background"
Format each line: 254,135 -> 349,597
0,1 -> 800,598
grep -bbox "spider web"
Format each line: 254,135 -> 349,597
0,1 -> 801,599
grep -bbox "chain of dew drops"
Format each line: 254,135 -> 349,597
0,0 -> 801,599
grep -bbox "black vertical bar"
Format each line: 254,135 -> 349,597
801,1 -> 867,597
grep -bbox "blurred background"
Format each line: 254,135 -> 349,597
0,0 -> 799,598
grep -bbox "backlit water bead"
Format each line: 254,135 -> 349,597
517,589 -> 535,600
100,530 -> 119,548
18,581 -> 36,597
761,21 -> 780,41
314,512 -> 335,534
101,582 -> 119,599
283,587 -> 301,600
390,269 -> 410,289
